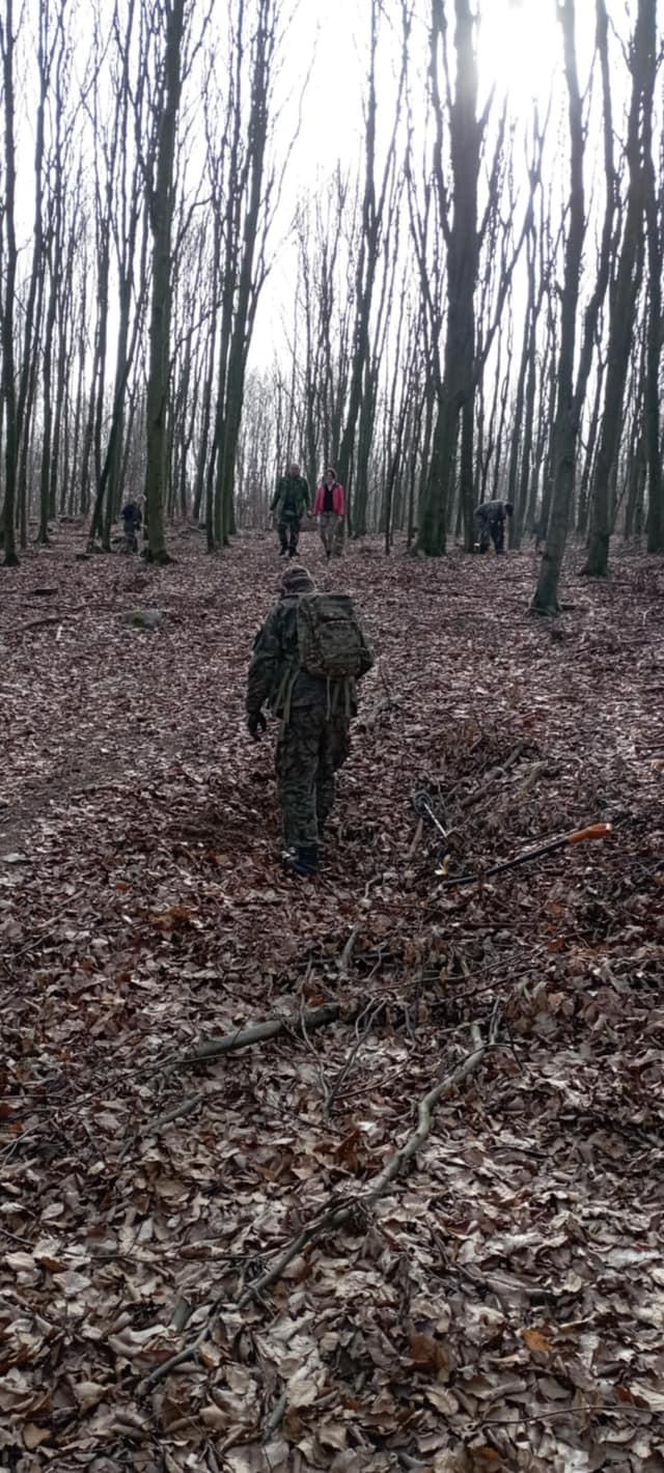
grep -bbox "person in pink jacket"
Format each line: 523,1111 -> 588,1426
313,467 -> 346,559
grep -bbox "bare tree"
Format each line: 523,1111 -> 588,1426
0,0 -> 19,564
336,0 -> 408,535
532,0 -> 587,615
643,0 -> 662,553
583,0 -> 649,576
143,0 -> 189,564
417,0 -> 483,556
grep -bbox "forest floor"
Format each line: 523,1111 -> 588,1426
1,526 -> 663,1473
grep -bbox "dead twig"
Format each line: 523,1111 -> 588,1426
407,816 -> 424,861
445,741 -> 529,810
357,699 -> 399,733
20,606 -> 87,633
324,1000 -> 380,1115
477,1403 -> 649,1430
140,1021 -> 492,1394
149,1095 -> 203,1130
298,993 -> 331,1107
263,1392 -> 287,1438
338,923 -> 360,978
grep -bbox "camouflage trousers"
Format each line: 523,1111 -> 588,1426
278,513 -> 301,556
276,706 -> 351,848
319,512 -> 344,559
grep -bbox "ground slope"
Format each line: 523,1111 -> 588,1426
1,528 -> 663,1473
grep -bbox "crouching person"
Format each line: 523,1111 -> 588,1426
121,499 -> 143,552
475,498 -> 513,554
246,564 -> 373,878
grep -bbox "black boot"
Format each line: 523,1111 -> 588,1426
284,844 -> 319,878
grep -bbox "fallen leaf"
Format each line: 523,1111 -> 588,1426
522,1327 -> 553,1356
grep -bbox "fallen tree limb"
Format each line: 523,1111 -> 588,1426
20,605 -> 87,633
454,742 -> 530,812
440,822 -> 613,888
168,1001 -> 350,1071
140,1021 -> 491,1393
23,615 -> 67,632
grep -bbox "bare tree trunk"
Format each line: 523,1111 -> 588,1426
643,3 -> 662,552
143,0 -> 187,564
576,337 -> 604,537
584,0 -> 648,577
0,0 -> 19,565
532,1 -> 586,614
418,0 -> 481,555
38,233 -> 59,544
337,0 -> 407,532
217,0 -> 276,546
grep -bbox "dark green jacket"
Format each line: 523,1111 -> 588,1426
475,498 -> 506,528
247,598 -> 356,720
270,474 -> 310,520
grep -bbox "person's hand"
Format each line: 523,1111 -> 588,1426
247,710 -> 267,740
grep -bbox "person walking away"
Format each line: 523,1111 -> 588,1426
121,499 -> 143,552
270,463 -> 310,558
475,499 -> 513,554
314,467 -> 346,559
246,564 -> 373,877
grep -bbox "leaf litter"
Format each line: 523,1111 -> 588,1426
1,528 -> 663,1471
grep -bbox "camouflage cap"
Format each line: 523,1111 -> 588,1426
280,564 -> 315,598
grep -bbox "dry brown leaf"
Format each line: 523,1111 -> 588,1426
522,1327 -> 553,1356
23,1423 -> 51,1450
2,533 -> 661,1473
409,1331 -> 452,1375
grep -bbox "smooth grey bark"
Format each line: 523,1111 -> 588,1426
143,0 -> 187,564
532,0 -> 586,614
0,0 -> 19,565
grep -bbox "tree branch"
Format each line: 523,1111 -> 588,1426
140,1023 -> 491,1393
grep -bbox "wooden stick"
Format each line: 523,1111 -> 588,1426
168,1001 -> 347,1071
407,816 -> 424,861
337,925 -> 360,978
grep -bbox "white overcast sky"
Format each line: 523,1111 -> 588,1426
250,0 -> 601,363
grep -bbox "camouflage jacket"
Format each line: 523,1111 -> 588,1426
246,598 -> 357,720
270,474 -> 310,520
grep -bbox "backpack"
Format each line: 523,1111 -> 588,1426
295,593 -> 373,682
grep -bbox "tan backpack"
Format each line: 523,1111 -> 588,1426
295,593 -> 373,681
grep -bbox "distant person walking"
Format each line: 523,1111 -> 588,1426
475,498 -> 513,555
270,463 -> 310,558
121,500 -> 142,552
314,467 -> 346,559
